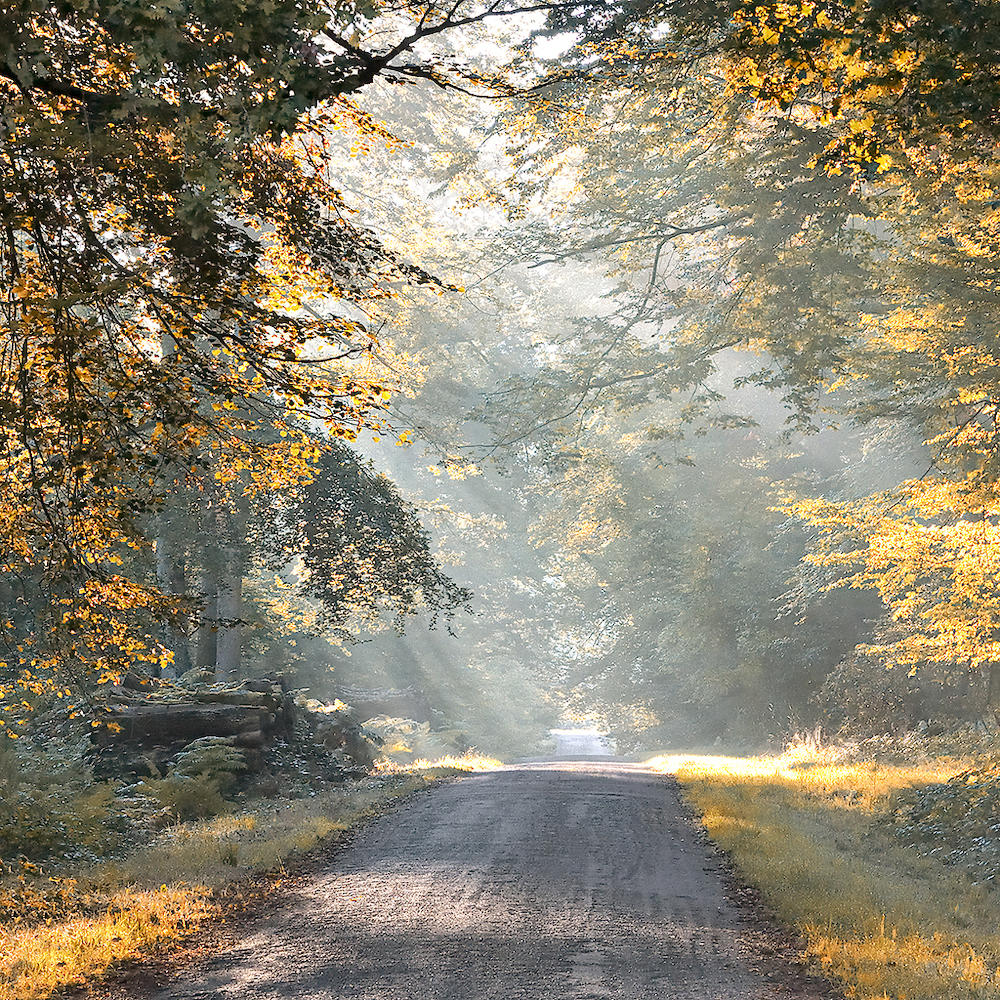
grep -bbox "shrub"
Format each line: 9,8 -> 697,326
892,758 -> 1000,882
139,737 -> 246,821
363,715 -> 462,761
0,741 -> 118,860
140,773 -> 230,822
171,737 -> 246,790
817,633 -> 981,738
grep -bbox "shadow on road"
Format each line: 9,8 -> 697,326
127,759 -> 836,1000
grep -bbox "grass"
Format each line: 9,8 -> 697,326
651,749 -> 1000,1000
0,886 -> 213,1000
0,758 -> 496,1000
373,751 -> 503,776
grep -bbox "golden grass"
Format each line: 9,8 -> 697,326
0,770 -> 455,1000
0,886 -> 212,1000
651,750 -> 1000,1000
373,751 -> 503,775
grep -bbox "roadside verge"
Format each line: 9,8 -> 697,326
0,759 -> 497,1000
654,750 -> 1000,1000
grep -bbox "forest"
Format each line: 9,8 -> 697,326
5,3 -> 1000,1000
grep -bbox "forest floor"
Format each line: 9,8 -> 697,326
661,747 -> 1000,1000
0,760 -> 498,1000
98,760 -> 835,1000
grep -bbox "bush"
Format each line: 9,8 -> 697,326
817,643 -> 980,737
140,773 -> 230,821
139,737 -> 246,821
0,741 -> 118,860
171,737 -> 246,789
363,715 -> 462,761
892,758 -> 1000,882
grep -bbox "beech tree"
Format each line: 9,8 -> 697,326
458,0 -> 1000,727
0,0 -> 602,722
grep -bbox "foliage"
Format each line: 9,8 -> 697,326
0,885 -> 213,1000
373,751 -> 502,773
893,759 -> 1000,884
818,629 -> 985,738
1,3 -> 408,708
0,0 -> 591,722
364,714 -> 465,760
0,741 -> 117,860
789,486 -> 1000,679
171,736 -> 246,787
13,0 -> 1000,760
400,0 -> 1000,735
267,444 -> 472,634
139,736 -> 246,821
0,770 -> 456,1000
543,1 -> 1000,175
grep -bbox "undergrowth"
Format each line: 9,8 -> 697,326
892,757 -> 1000,884
652,749 -> 1000,1000
0,740 -> 122,861
0,759 -> 488,1000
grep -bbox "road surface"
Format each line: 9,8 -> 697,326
129,761 -> 833,1000
549,727 -> 615,756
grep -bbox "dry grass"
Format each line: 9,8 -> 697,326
0,768 -> 459,1000
0,886 -> 213,1000
651,749 -> 1000,1000
373,751 -> 503,775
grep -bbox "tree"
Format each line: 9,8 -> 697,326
449,1 -> 1000,728
270,443 -> 472,637
0,0 -> 608,725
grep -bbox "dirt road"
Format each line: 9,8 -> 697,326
134,761 -> 833,1000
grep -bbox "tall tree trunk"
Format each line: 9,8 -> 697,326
984,660 -> 1000,730
195,561 -> 219,676
168,558 -> 192,675
214,503 -> 245,682
216,535 -> 243,682
155,330 -> 192,678
155,532 -> 191,678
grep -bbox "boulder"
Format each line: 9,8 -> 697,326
299,702 -> 381,771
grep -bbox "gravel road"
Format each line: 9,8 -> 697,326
134,761 -> 834,1000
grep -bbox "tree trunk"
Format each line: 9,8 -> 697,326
155,535 -> 191,678
155,330 -> 193,678
216,521 -> 244,682
985,661 -> 1000,729
195,562 -> 219,675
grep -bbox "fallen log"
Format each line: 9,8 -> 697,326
94,703 -> 272,744
187,689 -> 283,709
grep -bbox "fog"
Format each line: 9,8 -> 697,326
5,7 -> 991,771
287,68 -> 945,757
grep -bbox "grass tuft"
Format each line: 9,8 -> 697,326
0,886 -> 213,1000
373,751 -> 503,775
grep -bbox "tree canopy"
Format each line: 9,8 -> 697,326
8,0 -> 1000,747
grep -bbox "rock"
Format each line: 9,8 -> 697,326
89,675 -> 296,780
87,676 -> 378,792
300,702 -> 381,771
234,729 -> 267,748
177,667 -> 216,687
